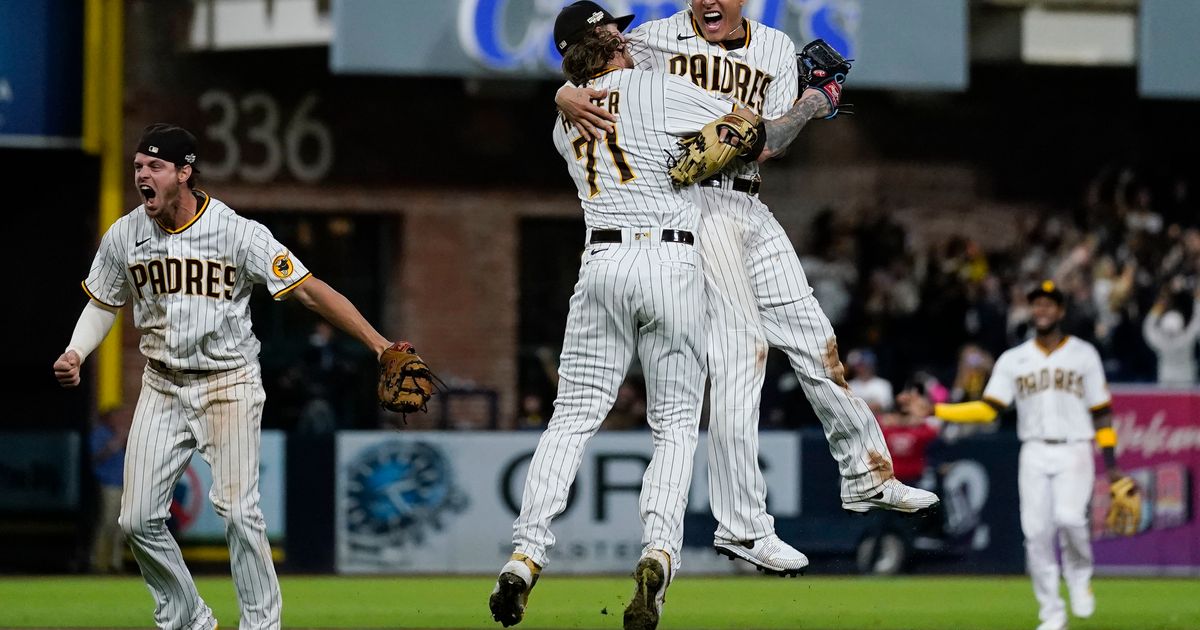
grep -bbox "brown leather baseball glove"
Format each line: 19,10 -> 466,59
1106,476 -> 1142,536
667,112 -> 762,187
378,342 -> 436,415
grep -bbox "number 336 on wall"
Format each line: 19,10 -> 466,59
197,90 -> 334,184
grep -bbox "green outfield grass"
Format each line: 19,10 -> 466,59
1,575 -> 1197,629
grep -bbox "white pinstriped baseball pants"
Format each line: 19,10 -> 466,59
513,229 -> 707,574
120,363 -> 280,630
698,186 -> 892,543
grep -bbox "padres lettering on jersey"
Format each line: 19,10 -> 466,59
626,10 -> 798,181
665,54 -> 773,113
983,336 -> 1111,442
551,68 -> 733,229
128,258 -> 236,300
82,190 -> 311,371
1013,368 -> 1087,400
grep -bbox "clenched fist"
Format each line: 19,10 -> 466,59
53,350 -> 82,388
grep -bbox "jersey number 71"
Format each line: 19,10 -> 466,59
572,132 -> 637,197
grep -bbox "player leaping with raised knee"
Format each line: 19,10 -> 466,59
556,0 -> 938,578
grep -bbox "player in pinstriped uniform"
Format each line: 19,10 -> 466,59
933,281 -> 1130,630
53,124 -> 398,630
557,0 -> 939,576
490,4 -> 746,628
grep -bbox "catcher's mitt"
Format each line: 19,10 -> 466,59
797,39 -> 852,118
1106,476 -> 1142,536
378,341 -> 436,415
667,112 -> 762,187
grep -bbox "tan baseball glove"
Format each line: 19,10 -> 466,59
1106,476 -> 1142,536
378,342 -> 436,415
668,112 -> 762,187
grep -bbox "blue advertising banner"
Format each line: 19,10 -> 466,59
0,0 -> 84,148
332,0 -> 966,91
1140,0 -> 1200,99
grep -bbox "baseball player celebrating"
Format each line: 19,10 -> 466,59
53,124 -> 399,630
933,281 -> 1140,630
556,0 -> 938,576
489,4 -> 772,628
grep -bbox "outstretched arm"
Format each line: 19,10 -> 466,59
933,398 -> 1006,424
759,88 -> 832,161
290,277 -> 390,358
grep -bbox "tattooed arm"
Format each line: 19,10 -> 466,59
758,88 -> 832,162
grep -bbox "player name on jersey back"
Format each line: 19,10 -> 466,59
552,68 -> 730,230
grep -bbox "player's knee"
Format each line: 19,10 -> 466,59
1052,510 -> 1087,530
211,494 -> 263,527
1021,522 -> 1054,545
118,512 -> 156,539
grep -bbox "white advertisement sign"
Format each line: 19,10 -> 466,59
336,431 -> 800,574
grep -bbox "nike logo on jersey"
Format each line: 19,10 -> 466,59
136,237 -> 151,247
676,33 -> 696,40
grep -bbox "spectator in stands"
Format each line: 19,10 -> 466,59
89,415 -> 126,574
847,348 -> 893,413
1142,287 -> 1200,386
951,344 -> 993,403
878,386 -> 941,485
516,393 -> 547,430
602,379 -> 647,430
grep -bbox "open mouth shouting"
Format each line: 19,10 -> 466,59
698,6 -> 742,40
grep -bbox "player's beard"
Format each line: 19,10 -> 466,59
1033,320 -> 1062,337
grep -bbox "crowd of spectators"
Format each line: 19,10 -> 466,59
765,164 -> 1198,431
782,165 -> 1198,420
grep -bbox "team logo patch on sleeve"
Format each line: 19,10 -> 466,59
272,253 -> 294,279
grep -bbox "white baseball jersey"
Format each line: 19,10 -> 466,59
983,335 -> 1111,442
552,67 -> 732,229
985,335 -> 1109,626
628,9 -> 799,180
83,190 -> 292,630
82,191 -> 311,371
513,68 -> 720,573
614,10 -> 895,545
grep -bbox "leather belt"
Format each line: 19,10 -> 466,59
148,359 -> 229,376
589,229 -> 694,245
1038,438 -> 1068,445
700,175 -> 761,195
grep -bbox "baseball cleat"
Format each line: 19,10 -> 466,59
489,559 -> 538,627
714,534 -> 808,576
1035,616 -> 1068,630
842,478 -> 940,514
1069,584 -> 1094,618
623,556 -> 667,630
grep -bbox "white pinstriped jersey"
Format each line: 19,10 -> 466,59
82,191 -> 311,371
627,10 -> 799,180
983,336 -> 1111,442
552,67 -> 732,229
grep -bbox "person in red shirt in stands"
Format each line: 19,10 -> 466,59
878,381 -> 943,485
